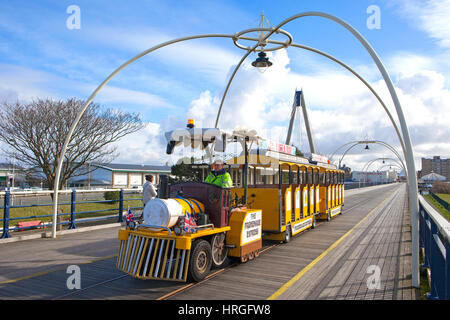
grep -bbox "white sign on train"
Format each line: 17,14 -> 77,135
242,210 -> 262,245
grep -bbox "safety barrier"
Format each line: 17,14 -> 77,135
344,181 -> 395,190
419,195 -> 450,300
0,188 -> 144,239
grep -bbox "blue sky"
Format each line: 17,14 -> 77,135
1,0 -> 449,170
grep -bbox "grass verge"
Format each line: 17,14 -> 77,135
424,194 -> 450,221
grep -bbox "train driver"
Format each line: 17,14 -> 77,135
204,159 -> 233,188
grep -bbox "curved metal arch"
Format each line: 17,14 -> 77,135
377,164 -> 402,172
263,12 -> 419,286
336,140 -> 405,173
337,142 -> 361,168
51,33 -> 246,238
328,140 -> 362,161
214,38 -> 407,162
363,157 -> 405,173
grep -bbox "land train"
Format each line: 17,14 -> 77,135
116,127 -> 345,282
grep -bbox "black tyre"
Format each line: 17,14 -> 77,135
187,239 -> 212,282
327,210 -> 331,222
311,216 -> 316,229
211,233 -> 228,268
283,225 -> 291,243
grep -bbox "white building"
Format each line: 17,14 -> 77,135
352,170 -> 398,183
68,163 -> 171,189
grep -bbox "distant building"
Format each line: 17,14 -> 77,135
0,163 -> 26,189
67,163 -> 171,189
352,170 -> 398,183
419,156 -> 450,181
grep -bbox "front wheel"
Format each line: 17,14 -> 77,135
211,233 -> 228,268
311,216 -> 316,229
187,239 -> 212,282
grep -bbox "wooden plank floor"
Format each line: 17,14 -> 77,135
168,183 -> 419,300
0,183 -> 418,300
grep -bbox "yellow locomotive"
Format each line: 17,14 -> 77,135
116,124 -> 344,282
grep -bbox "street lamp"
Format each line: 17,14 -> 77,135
251,51 -> 272,73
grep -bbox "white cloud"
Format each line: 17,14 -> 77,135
110,122 -> 171,164
400,0 -> 450,48
87,27 -> 242,83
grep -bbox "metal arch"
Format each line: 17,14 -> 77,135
51,33 -> 243,239
374,140 -> 404,165
264,11 -> 419,286
214,37 -> 407,162
362,157 -> 405,173
233,28 -> 293,52
377,164 -> 402,172
214,49 -> 253,128
288,43 -> 407,158
335,140 -> 406,174
337,142 -> 361,168
328,140 -> 362,161
238,12 -> 419,286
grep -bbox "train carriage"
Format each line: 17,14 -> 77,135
116,124 -> 344,282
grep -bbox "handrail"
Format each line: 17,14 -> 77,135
418,195 -> 450,300
0,188 -> 142,197
419,195 -> 450,241
1,188 -> 143,238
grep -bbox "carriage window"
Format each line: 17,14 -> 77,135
282,170 -> 289,184
314,170 -> 319,184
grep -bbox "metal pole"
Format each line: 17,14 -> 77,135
1,189 -> 11,238
285,92 -> 298,145
299,90 -> 316,154
243,139 -> 249,204
118,189 -> 124,223
69,189 -> 76,229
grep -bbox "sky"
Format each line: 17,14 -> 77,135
0,0 -> 449,172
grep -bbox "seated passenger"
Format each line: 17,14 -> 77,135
204,159 -> 233,188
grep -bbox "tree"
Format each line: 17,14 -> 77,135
0,98 -> 144,191
171,157 -> 202,182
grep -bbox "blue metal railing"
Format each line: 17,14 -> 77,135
419,195 -> 450,300
1,189 -> 144,239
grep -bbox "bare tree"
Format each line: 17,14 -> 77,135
0,98 -> 145,191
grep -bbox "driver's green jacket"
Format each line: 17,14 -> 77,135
204,172 -> 233,188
